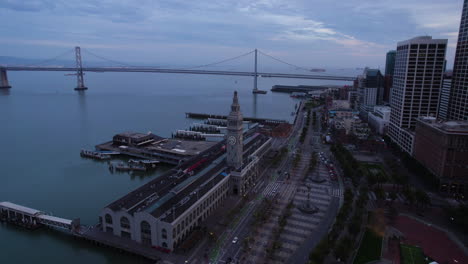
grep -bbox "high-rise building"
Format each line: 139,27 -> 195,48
357,68 -> 384,120
384,50 -> 396,103
438,72 -> 452,120
388,36 -> 447,154
227,91 -> 243,170
448,0 -> 468,120
385,50 -> 396,75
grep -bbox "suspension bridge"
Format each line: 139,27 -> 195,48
0,47 -> 355,93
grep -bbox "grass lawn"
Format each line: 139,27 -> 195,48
353,228 -> 383,264
361,163 -> 390,181
400,244 -> 430,264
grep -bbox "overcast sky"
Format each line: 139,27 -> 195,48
0,0 -> 463,69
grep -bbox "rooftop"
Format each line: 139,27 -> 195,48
146,139 -> 216,156
116,132 -> 154,139
0,201 -> 42,216
106,133 -> 268,221
418,117 -> 468,134
398,36 -> 447,46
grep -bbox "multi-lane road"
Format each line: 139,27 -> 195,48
215,104 -> 344,264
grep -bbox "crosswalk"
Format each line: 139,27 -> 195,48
330,188 -> 343,198
365,191 -> 407,203
262,181 -> 282,197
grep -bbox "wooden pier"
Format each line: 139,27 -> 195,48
185,112 -> 288,124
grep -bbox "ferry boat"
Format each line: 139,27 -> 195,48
111,162 -> 146,172
252,90 -> 267,94
128,159 -> 160,169
80,149 -> 111,160
290,92 -> 306,98
310,68 -> 326,72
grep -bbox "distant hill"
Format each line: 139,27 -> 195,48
0,56 -> 131,67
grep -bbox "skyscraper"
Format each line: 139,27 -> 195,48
388,36 -> 447,154
384,50 -> 396,103
438,72 -> 452,120
385,50 -> 396,75
448,0 -> 468,120
357,68 -> 384,120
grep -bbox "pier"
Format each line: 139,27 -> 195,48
0,201 -> 80,232
0,201 -> 165,261
185,112 -> 288,124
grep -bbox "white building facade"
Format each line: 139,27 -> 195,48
368,106 -> 391,135
388,36 -> 447,154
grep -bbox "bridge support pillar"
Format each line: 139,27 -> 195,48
0,68 -> 11,89
74,47 -> 88,91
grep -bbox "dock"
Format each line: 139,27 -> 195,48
0,201 -> 166,261
185,112 -> 288,124
0,201 -> 80,232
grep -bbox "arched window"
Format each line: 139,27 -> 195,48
120,216 -> 130,229
105,214 -> 113,224
162,228 -> 167,239
140,221 -> 152,245
162,242 -> 168,248
141,221 -> 151,235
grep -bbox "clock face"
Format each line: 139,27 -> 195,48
228,136 -> 237,145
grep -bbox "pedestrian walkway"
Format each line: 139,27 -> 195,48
268,163 -> 333,262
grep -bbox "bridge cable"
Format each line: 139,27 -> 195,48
257,50 -> 312,72
258,50 -> 342,77
23,48 -> 75,67
81,49 -> 136,67
178,50 -> 255,70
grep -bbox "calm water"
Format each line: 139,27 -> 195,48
0,70 -> 355,263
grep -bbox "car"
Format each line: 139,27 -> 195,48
232,237 -> 238,244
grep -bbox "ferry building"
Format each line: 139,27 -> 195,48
99,91 -> 272,250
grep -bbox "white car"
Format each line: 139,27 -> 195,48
232,237 -> 238,243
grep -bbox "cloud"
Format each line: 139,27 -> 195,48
0,0 -> 55,12
0,0 -> 463,68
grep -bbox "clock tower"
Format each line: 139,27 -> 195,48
227,91 -> 243,170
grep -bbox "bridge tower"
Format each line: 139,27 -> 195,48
253,49 -> 258,92
0,68 -> 11,89
74,46 -> 88,91
252,49 -> 266,94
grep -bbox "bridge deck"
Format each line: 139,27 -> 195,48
1,66 -> 355,81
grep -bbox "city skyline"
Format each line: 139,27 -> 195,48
0,0 -> 463,68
